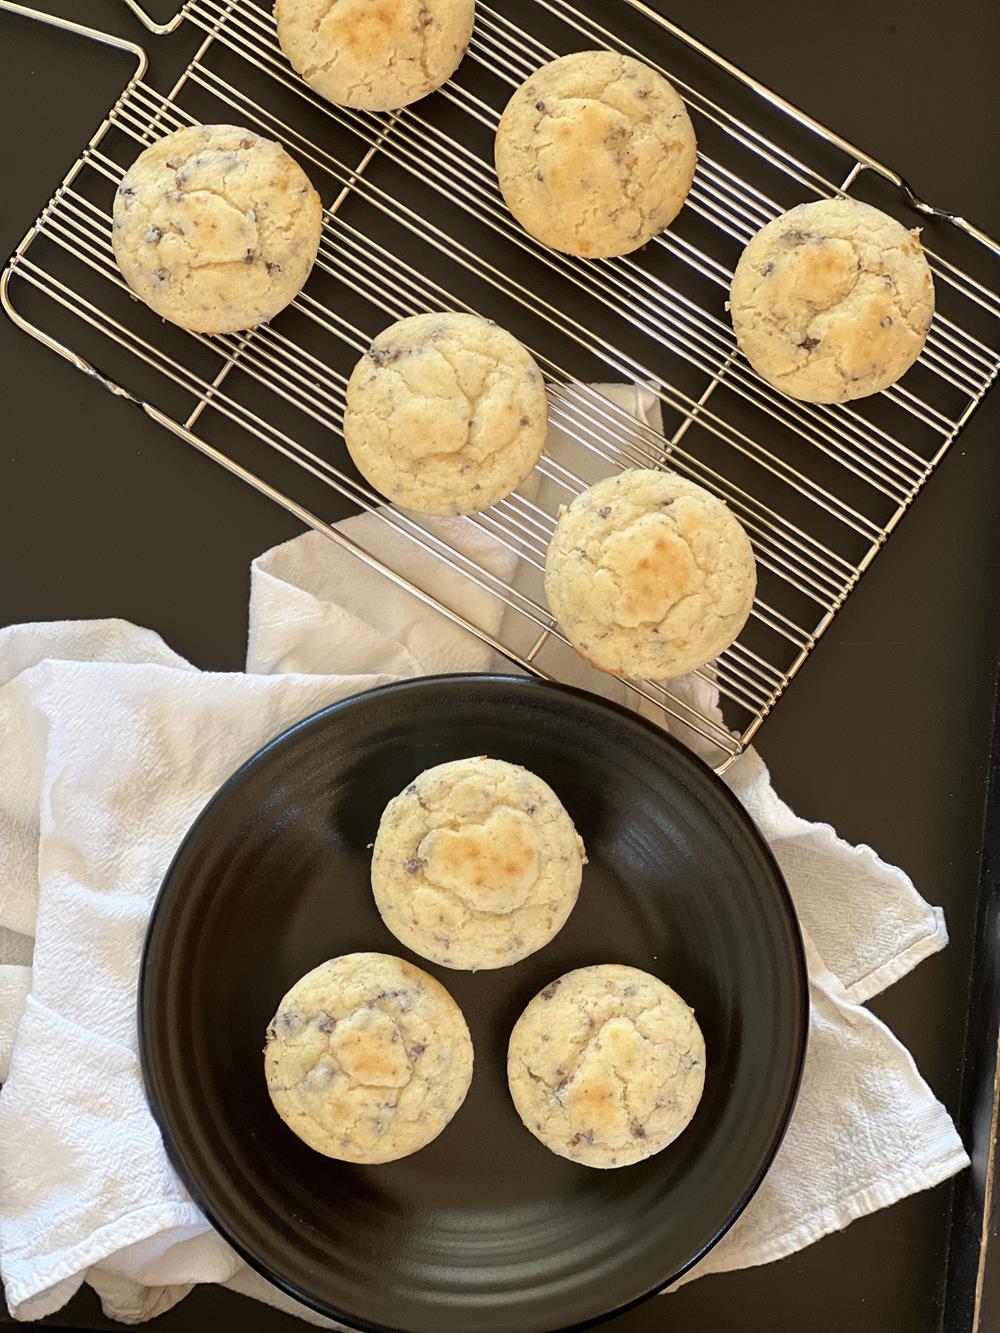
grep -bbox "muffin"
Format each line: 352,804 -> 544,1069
264,953 -> 473,1163
371,756 -> 586,970
112,124 -> 322,334
274,0 -> 475,111
507,964 -> 706,1168
494,50 -> 697,258
729,198 -> 935,402
343,312 -> 548,515
544,468 -> 756,681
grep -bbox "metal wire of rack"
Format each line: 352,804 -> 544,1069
3,0 -> 999,770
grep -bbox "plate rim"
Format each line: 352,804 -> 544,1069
138,672 -> 808,1333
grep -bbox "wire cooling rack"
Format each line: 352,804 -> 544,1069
4,0 -> 999,771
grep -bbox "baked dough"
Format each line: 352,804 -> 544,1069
112,124 -> 322,335
343,312 -> 548,515
264,953 -> 473,1163
274,0 -> 475,111
544,468 -> 756,681
371,756 -> 586,970
507,964 -> 706,1168
730,198 -> 934,402
494,50 -> 697,258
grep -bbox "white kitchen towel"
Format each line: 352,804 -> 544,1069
0,383 -> 966,1328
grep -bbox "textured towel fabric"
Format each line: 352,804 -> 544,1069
0,384 -> 966,1327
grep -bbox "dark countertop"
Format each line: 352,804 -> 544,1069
1,2 -> 998,1331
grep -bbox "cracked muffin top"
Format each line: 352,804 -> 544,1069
544,468 -> 756,682
343,312 -> 549,516
264,952 -> 473,1163
494,50 -> 697,258
371,756 -> 586,970
111,124 -> 323,335
274,0 -> 475,111
730,198 -> 934,403
507,964 -> 706,1168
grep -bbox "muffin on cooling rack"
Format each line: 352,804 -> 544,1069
730,198 -> 935,403
112,124 -> 323,335
264,952 -> 473,1163
544,468 -> 756,682
371,756 -> 586,971
508,964 -> 706,1168
274,0 -> 475,111
343,312 -> 549,516
494,50 -> 697,258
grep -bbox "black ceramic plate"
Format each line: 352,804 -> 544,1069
139,675 -> 806,1333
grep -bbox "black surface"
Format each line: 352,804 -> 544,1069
139,676 -> 807,1333
944,671 -> 1000,1333
1,1 -> 999,1332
